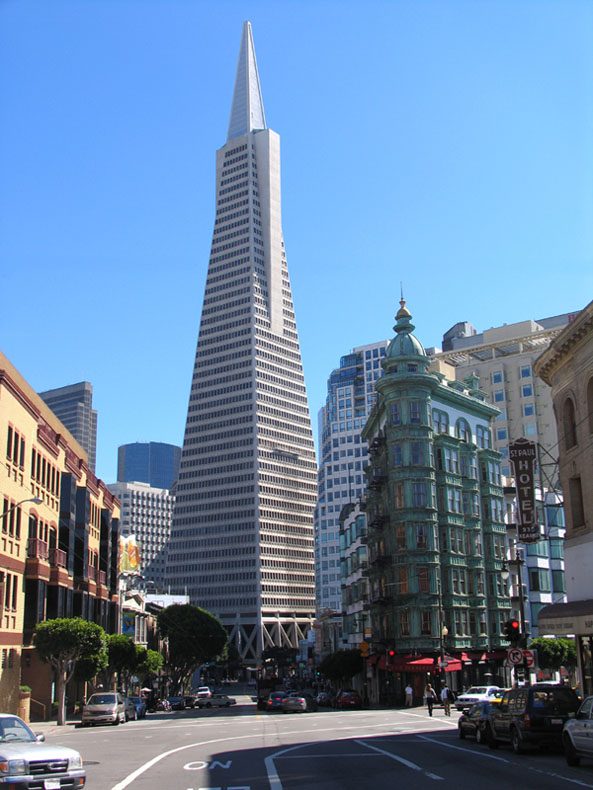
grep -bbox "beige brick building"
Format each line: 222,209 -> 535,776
1,350 -> 120,716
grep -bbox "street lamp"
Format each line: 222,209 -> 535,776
2,497 -> 43,521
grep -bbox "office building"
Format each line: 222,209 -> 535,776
117,442 -> 181,490
165,23 -> 317,663
315,341 -> 388,614
434,312 -> 578,477
108,480 -> 174,591
361,301 -> 511,699
39,382 -> 98,472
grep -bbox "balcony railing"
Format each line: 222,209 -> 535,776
49,547 -> 67,568
87,565 -> 97,582
27,538 -> 48,561
97,570 -> 106,586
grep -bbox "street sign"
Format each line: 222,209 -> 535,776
507,648 -> 523,665
522,649 -> 535,668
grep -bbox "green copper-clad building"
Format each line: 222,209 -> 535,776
362,300 -> 511,693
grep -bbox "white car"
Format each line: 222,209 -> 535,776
455,686 -> 504,711
196,686 -> 212,699
197,693 -> 235,708
563,695 -> 593,766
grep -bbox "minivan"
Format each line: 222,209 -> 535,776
487,683 -> 580,753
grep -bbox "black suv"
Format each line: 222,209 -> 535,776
486,684 -> 580,753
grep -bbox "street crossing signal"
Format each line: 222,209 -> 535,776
504,619 -> 521,644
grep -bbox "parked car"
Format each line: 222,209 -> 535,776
458,701 -> 501,744
196,686 -> 212,700
487,683 -> 581,753
265,691 -> 287,712
198,693 -> 235,708
563,694 -> 593,766
0,713 -> 86,787
455,686 -> 505,712
316,691 -> 334,707
167,696 -> 186,711
123,696 -> 138,721
129,696 -> 147,719
82,692 -> 127,726
335,690 -> 362,710
282,693 -> 318,713
184,695 -> 196,708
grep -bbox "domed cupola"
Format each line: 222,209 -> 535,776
383,299 -> 430,375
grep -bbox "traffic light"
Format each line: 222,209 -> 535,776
503,619 -> 521,644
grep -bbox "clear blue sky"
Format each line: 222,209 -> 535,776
2,0 -> 592,484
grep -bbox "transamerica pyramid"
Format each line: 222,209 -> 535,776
166,22 -> 317,663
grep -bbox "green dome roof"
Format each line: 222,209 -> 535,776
385,299 -> 427,361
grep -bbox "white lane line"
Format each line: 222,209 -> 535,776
355,739 -> 444,780
418,735 -> 510,763
527,765 -> 593,789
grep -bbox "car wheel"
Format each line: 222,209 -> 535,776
476,727 -> 484,745
563,734 -> 581,767
458,725 -> 465,740
225,702 -> 230,707
206,702 -> 211,708
511,728 -> 524,755
113,717 -> 119,726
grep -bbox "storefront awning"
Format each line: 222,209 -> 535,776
386,656 -> 463,673
537,600 -> 593,636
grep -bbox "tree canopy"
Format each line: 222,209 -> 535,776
318,649 -> 363,683
34,618 -> 107,725
107,634 -> 138,691
530,637 -> 577,671
157,604 -> 227,691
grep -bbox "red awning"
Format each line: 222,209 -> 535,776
444,659 -> 462,672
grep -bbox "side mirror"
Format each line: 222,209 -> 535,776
36,733 -> 46,742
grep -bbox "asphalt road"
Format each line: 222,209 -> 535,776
38,696 -> 593,790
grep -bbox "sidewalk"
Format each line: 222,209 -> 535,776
29,717 -> 81,738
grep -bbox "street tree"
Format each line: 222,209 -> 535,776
157,604 -> 227,691
135,646 -> 164,684
318,649 -> 363,684
107,634 -> 138,692
34,618 -> 107,725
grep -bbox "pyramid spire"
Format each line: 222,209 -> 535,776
227,21 -> 266,140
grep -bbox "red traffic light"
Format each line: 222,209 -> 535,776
388,650 -> 395,657
510,620 -> 520,631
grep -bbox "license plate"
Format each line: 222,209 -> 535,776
551,718 -> 562,725
44,781 -> 61,790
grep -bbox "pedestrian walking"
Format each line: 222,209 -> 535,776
405,684 -> 413,707
441,684 -> 451,716
424,683 -> 437,716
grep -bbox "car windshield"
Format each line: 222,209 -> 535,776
0,717 -> 36,742
88,694 -> 116,705
465,687 -> 488,695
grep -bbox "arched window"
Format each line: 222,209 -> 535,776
456,418 -> 471,442
587,378 -> 593,434
562,396 -> 577,449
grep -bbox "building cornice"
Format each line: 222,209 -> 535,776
534,301 -> 593,384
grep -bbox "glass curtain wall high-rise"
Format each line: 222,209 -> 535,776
38,381 -> 98,472
315,342 -> 388,615
165,22 -> 317,663
117,442 -> 181,490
